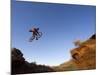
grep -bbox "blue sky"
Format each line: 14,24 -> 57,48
11,1 -> 96,66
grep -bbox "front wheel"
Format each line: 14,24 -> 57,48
37,32 -> 42,38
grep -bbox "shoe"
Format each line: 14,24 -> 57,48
36,38 -> 38,40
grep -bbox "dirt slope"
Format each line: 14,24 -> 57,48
53,34 -> 96,71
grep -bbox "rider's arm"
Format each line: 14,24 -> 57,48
29,29 -> 32,32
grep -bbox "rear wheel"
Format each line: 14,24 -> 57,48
29,36 -> 35,42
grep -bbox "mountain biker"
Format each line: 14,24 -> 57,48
29,27 -> 39,40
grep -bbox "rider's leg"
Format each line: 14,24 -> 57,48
35,33 -> 38,40
35,31 -> 40,36
33,32 -> 38,40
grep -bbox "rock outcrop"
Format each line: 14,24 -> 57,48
11,48 -> 54,74
71,36 -> 96,70
12,34 -> 96,74
89,34 -> 96,39
53,34 -> 96,71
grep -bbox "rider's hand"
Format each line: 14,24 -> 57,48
29,30 -> 32,32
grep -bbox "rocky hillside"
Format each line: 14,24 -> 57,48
11,48 -> 55,74
53,34 -> 96,71
11,34 -> 96,74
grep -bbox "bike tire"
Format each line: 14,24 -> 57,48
37,32 -> 42,38
29,36 -> 35,42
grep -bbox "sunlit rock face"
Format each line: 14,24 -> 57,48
71,34 -> 96,70
53,34 -> 96,71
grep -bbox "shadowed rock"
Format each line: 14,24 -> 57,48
11,48 -> 55,74
90,34 -> 96,39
